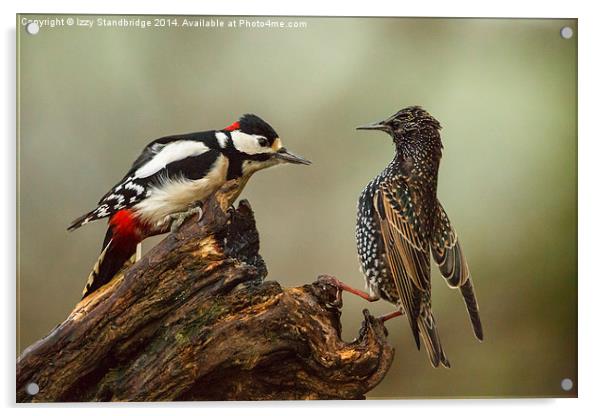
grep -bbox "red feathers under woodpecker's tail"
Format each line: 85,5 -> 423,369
81,210 -> 142,299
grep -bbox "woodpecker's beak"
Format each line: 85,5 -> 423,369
356,121 -> 388,132
274,147 -> 311,165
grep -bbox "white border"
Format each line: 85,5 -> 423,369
3,1 -> 599,415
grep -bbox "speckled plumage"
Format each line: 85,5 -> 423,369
355,106 -> 483,368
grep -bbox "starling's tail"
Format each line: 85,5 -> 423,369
81,228 -> 137,299
460,278 -> 484,341
417,309 -> 450,368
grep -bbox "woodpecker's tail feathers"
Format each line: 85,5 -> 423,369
68,205 -> 112,231
82,240 -> 112,298
460,278 -> 484,341
81,231 -> 138,299
68,211 -> 93,231
68,212 -> 97,231
417,309 -> 450,368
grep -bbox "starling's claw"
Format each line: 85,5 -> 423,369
318,274 -> 379,303
318,275 -> 343,308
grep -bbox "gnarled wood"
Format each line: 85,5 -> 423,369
16,181 -> 394,402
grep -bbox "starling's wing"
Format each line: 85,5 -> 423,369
373,181 -> 431,348
430,203 -> 468,288
431,202 -> 483,340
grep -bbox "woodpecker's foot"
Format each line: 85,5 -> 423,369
377,309 -> 405,323
318,275 -> 380,305
166,206 -> 204,233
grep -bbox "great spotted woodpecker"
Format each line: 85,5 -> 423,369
68,114 -> 310,298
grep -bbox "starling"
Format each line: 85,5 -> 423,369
353,106 -> 483,368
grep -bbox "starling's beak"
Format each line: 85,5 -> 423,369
274,147 -> 311,165
356,121 -> 388,132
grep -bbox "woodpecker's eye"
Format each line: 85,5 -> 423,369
257,137 -> 269,147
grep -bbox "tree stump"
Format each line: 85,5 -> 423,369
16,181 -> 394,402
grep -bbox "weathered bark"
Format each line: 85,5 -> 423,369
16,181 -> 394,402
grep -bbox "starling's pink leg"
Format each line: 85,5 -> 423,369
320,275 -> 379,302
337,281 -> 380,302
378,310 -> 404,322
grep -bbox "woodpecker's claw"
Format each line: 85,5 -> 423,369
167,206 -> 204,233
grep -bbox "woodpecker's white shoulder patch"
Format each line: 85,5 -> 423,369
135,141 -> 210,178
215,131 -> 229,148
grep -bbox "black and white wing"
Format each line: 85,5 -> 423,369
68,131 -> 221,230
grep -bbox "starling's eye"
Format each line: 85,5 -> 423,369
257,137 -> 269,147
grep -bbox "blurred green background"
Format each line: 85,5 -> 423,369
17,16 -> 577,398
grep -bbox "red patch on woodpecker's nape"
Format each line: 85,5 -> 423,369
109,209 -> 143,245
224,121 -> 240,132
